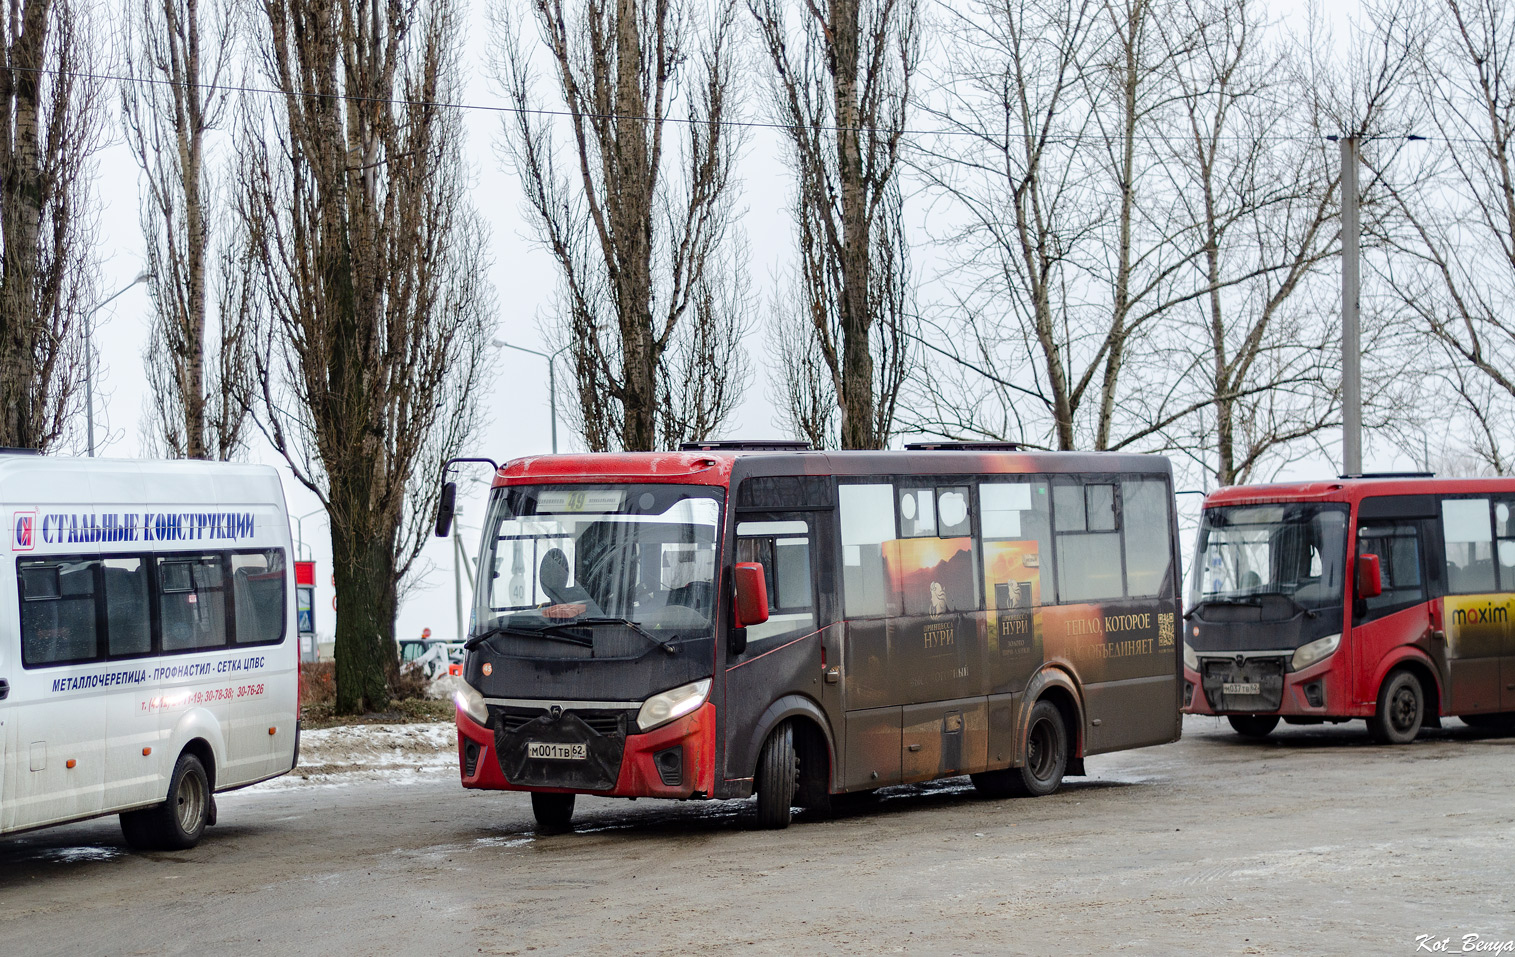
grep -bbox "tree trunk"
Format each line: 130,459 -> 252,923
330,521 -> 398,713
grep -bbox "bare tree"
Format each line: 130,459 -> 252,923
122,0 -> 251,460
908,0 -> 1208,451
1374,0 -> 1515,475
241,0 -> 491,712
0,0 -> 105,451
493,0 -> 751,453
751,0 -> 918,450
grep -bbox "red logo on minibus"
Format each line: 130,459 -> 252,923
13,511 -> 35,551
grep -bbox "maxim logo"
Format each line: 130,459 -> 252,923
1454,604 -> 1509,626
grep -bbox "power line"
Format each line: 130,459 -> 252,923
11,62 -> 1482,148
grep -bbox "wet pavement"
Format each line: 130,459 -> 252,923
1,715 -> 1512,956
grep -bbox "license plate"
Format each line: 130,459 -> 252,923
527,742 -> 586,761
1223,682 -> 1261,696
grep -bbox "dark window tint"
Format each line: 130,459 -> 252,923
1358,524 -> 1425,619
104,557 -> 151,656
160,555 -> 228,651
19,558 -> 100,666
232,550 -> 286,645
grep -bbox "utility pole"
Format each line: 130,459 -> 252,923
1340,135 -> 1362,476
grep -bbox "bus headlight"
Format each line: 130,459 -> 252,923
1183,642 -> 1199,672
1291,633 -> 1341,672
455,683 -> 489,726
636,679 -> 711,732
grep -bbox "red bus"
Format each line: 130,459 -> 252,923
1184,475 -> 1515,742
437,442 -> 1183,829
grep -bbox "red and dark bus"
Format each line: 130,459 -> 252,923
1184,475 -> 1515,742
437,442 -> 1183,829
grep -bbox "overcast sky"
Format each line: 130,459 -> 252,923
83,0 -> 1377,642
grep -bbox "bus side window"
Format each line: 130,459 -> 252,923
1357,524 -> 1425,619
1494,500 -> 1515,590
1053,480 -> 1124,602
160,556 -> 229,651
1122,478 -> 1173,598
735,518 -> 815,644
232,549 -> 287,645
1441,498 -> 1496,594
840,484 -> 897,617
18,558 -> 101,667
104,558 -> 151,657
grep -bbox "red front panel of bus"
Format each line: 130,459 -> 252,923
455,702 -> 718,800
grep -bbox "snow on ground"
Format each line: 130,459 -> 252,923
251,722 -> 457,792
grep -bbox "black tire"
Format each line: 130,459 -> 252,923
755,723 -> 798,829
120,752 -> 210,851
530,792 -> 575,831
1227,714 -> 1281,739
971,699 -> 1069,800
1370,669 -> 1424,744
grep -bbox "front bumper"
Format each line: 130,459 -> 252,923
1184,653 -> 1344,717
456,700 -> 717,799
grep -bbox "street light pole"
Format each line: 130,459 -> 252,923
85,271 -> 151,457
491,338 -> 574,453
1340,136 -> 1362,477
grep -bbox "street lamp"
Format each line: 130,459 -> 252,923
491,337 -> 575,454
292,506 -> 326,561
86,270 -> 151,457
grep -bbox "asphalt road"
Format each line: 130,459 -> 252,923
2,715 -> 1512,957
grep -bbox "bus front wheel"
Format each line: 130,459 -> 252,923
755,723 -> 797,829
1227,715 -> 1280,739
1370,669 -> 1424,744
530,792 -> 575,831
120,752 -> 210,851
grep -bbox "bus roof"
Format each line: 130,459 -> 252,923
493,448 -> 1172,487
0,453 -> 285,508
1205,475 -> 1515,508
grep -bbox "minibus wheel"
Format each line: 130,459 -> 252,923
755,722 -> 797,829
1227,715 -> 1280,739
530,792 -> 575,831
974,699 -> 1069,798
1370,669 -> 1424,744
120,753 -> 210,851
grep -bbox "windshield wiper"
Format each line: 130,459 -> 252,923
465,623 -> 591,650
540,617 -> 678,655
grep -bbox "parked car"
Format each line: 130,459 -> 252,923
398,638 -> 464,678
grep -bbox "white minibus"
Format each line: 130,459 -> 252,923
0,452 -> 299,849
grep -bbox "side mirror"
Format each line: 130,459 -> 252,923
434,481 -> 457,538
733,563 -> 770,628
1356,553 -> 1382,599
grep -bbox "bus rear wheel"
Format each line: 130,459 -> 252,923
120,752 -> 210,851
755,722 -> 798,829
973,699 -> 1068,798
1227,715 -> 1280,739
1370,669 -> 1424,744
530,792 -> 575,831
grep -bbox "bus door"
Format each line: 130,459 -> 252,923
1440,497 -> 1509,714
13,553 -> 109,829
725,512 -> 830,781
1353,503 -> 1438,709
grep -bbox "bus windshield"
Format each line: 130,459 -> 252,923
1189,503 -> 1349,617
473,484 -> 723,646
